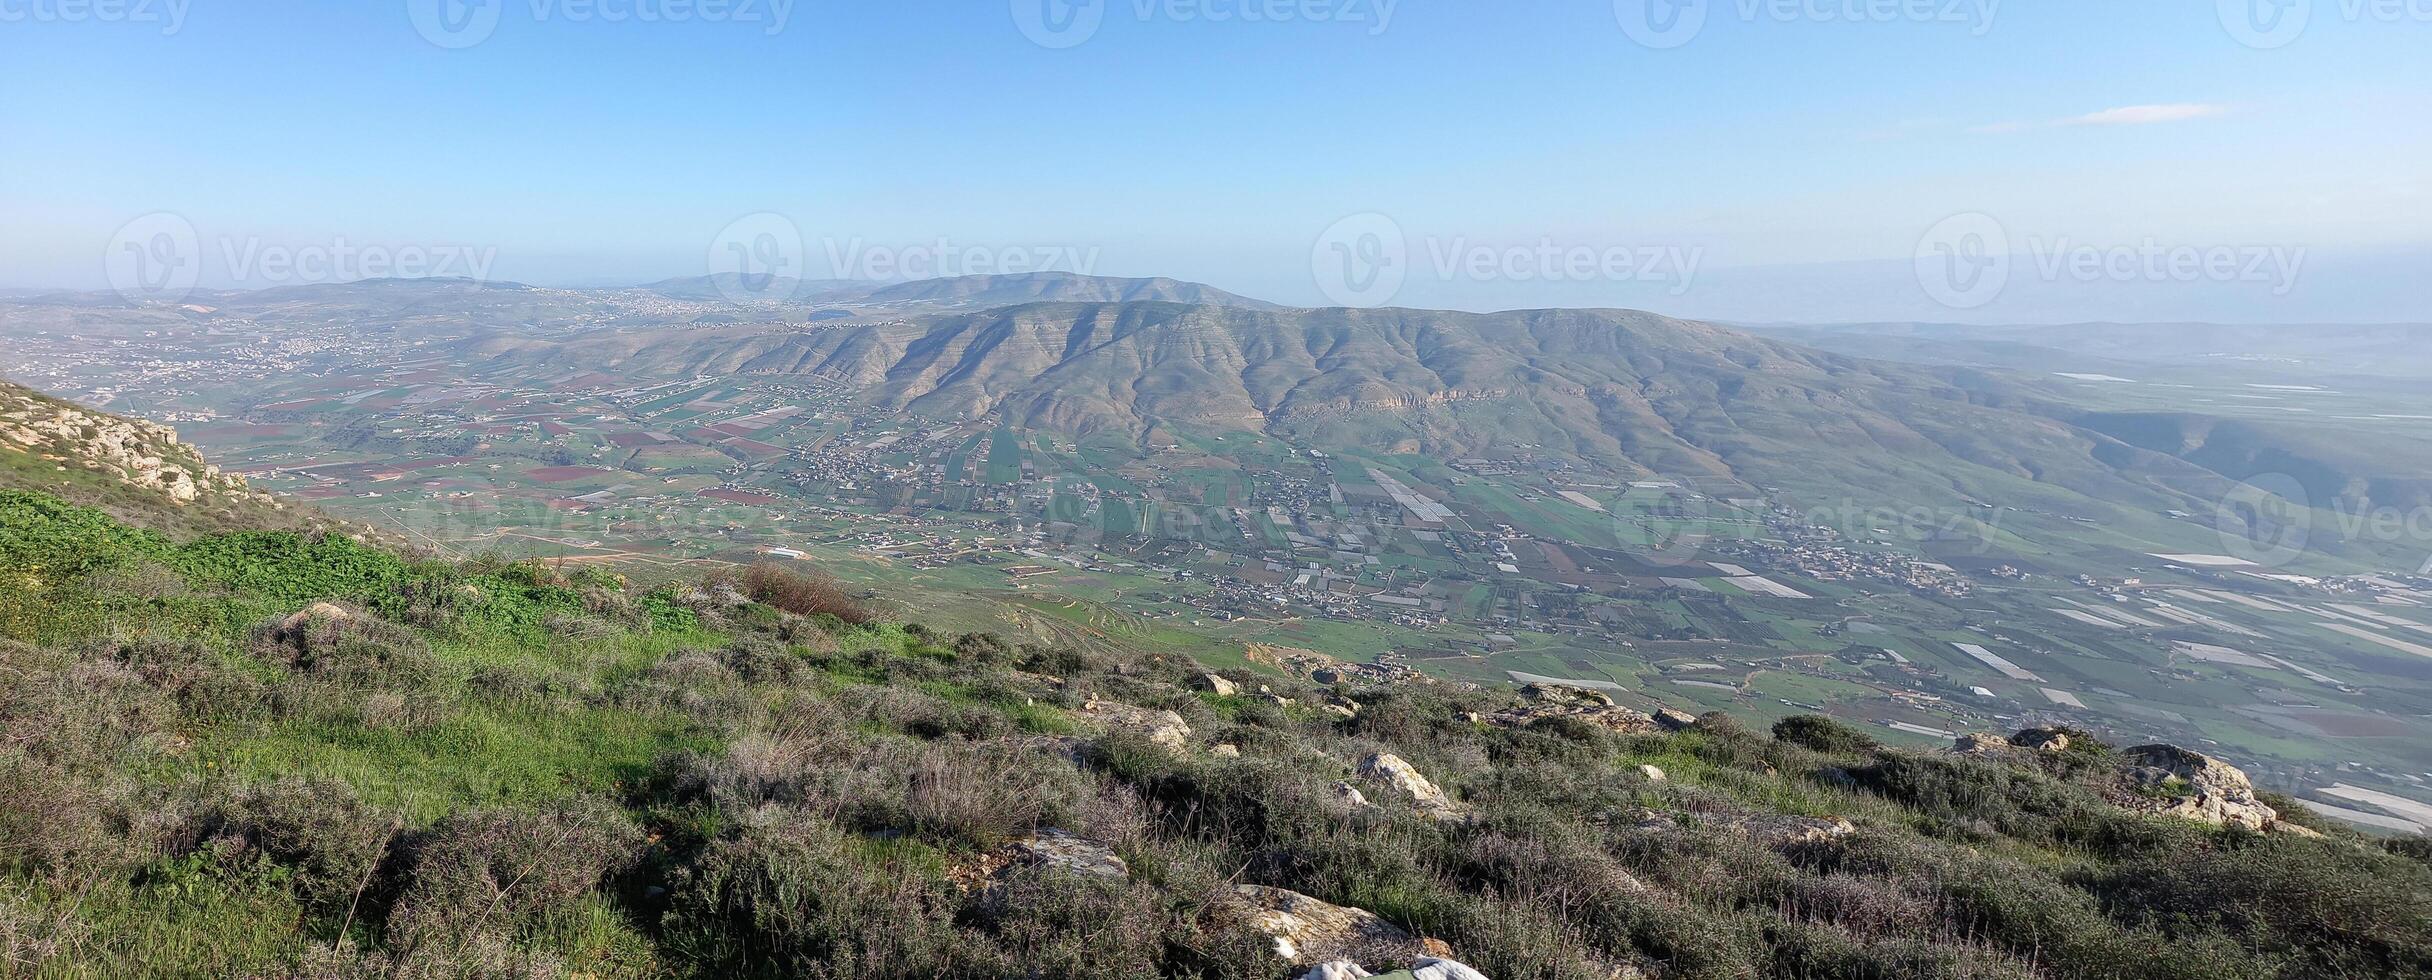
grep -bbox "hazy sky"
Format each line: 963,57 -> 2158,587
2,1 -> 2425,322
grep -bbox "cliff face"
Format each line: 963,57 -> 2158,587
0,388 -> 247,504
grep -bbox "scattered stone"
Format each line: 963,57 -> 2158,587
1636,764 -> 1667,783
1413,959 -> 1492,980
1196,673 -> 1241,697
1357,753 -> 1462,821
1952,732 -> 2012,756
1653,709 -> 1699,732
1486,689 -> 1663,735
279,602 -> 354,633
1627,808 -> 1855,847
1006,829 -> 1129,881
1077,698 -> 1192,751
1329,782 -> 1372,808
1299,958 -> 1492,980
1213,744 -> 1242,758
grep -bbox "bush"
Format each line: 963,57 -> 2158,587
2090,832 -> 2432,977
1773,715 -> 1881,755
383,798 -> 644,956
251,607 -> 445,692
663,817 -> 972,978
1845,752 -> 2099,842
721,564 -> 873,625
2388,834 -> 2432,868
195,778 -> 399,911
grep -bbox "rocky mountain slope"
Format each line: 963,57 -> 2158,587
481,301 -> 2264,514
0,379 -> 317,537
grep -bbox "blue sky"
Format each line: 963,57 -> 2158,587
2,0 -> 2425,321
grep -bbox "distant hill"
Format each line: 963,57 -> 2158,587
635,272 -> 1280,312
829,272 -> 1283,311
488,301 -> 2276,516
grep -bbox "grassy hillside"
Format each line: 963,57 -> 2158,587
3,482 -> 2431,978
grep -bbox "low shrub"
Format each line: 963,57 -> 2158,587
720,564 -> 873,625
1773,715 -> 1881,755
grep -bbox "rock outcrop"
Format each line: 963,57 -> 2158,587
1075,698 -> 1192,751
1225,885 -> 1426,965
1356,753 -> 1462,822
0,385 -> 259,506
2116,744 -> 2282,832
951,829 -> 1130,893
1653,708 -> 1699,732
1006,829 -> 1129,881
2011,727 -> 2074,753
1299,958 -> 1492,980
1487,683 -> 1665,735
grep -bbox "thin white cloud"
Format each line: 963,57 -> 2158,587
1970,103 -> 2232,135
2060,103 -> 2232,126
